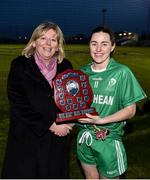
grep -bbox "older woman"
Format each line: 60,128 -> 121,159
2,22 -> 73,179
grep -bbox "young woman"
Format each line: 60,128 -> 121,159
77,26 -> 147,179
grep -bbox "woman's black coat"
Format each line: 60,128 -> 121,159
1,55 -> 73,179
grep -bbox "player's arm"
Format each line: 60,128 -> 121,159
78,103 -> 136,125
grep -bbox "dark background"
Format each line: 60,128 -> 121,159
0,0 -> 149,40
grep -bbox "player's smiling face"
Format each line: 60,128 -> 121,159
90,32 -> 115,67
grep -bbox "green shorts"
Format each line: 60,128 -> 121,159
77,130 -> 127,178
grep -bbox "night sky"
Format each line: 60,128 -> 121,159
0,0 -> 149,39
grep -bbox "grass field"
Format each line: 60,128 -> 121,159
0,44 -> 150,178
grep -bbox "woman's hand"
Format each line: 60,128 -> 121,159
78,113 -> 103,124
78,104 -> 136,125
49,122 -> 73,137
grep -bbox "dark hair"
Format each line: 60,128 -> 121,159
89,26 -> 115,45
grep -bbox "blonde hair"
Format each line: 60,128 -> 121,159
22,22 -> 65,63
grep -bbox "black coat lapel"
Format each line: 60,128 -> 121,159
24,56 -> 50,88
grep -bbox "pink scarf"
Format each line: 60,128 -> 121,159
34,53 -> 57,87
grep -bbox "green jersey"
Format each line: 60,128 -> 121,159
80,58 -> 147,138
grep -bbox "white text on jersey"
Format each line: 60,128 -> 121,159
93,94 -> 114,105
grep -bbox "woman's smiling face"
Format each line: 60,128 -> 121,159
33,28 -> 58,63
90,31 -> 115,67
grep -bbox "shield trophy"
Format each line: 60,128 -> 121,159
53,69 -> 98,123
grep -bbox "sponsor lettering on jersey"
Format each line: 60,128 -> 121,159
93,94 -> 114,105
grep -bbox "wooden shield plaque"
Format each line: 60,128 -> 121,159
53,69 -> 98,123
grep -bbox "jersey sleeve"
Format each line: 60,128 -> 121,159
120,67 -> 147,107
